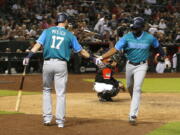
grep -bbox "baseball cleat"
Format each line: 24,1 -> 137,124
129,116 -> 137,125
44,122 -> 51,126
99,97 -> 113,102
57,123 -> 64,128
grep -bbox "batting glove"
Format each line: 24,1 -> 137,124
93,56 -> 106,68
23,58 -> 30,66
22,51 -> 34,66
94,56 -> 103,65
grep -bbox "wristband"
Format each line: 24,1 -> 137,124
89,54 -> 95,61
26,51 -> 34,58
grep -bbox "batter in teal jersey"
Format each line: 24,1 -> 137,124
23,13 -> 91,128
95,17 -> 165,125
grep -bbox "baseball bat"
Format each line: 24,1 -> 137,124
15,66 -> 27,112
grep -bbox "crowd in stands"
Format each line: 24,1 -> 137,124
0,0 -> 179,73
0,0 -> 179,44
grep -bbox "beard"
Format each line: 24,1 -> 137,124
133,30 -> 143,37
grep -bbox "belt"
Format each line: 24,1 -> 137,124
128,60 -> 146,66
44,58 -> 66,61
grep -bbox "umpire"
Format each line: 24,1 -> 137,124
23,13 -> 91,128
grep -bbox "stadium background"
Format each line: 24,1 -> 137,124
0,0 -> 180,74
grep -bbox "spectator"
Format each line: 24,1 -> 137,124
144,5 -> 152,16
12,2 -> 21,11
109,14 -> 118,30
29,25 -> 37,38
148,22 -> 159,35
172,53 -> 177,72
175,31 -> 180,43
94,13 -> 109,35
66,5 -> 78,16
158,19 -> 167,34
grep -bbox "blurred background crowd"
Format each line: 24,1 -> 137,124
0,0 -> 179,43
0,0 -> 179,74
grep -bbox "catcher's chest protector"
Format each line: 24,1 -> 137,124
102,68 -> 112,79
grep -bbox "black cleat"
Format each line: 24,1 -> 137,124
44,122 -> 51,126
99,97 -> 113,102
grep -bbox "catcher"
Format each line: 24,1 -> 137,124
93,53 -> 125,102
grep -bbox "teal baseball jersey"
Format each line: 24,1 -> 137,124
36,26 -> 82,61
115,31 -> 159,63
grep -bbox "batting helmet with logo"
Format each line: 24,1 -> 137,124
56,13 -> 68,23
130,17 -> 145,29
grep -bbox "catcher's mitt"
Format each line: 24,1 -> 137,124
111,52 -> 121,63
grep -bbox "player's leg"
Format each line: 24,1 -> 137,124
126,63 -> 134,98
42,60 -> 54,124
129,63 -> 148,118
94,83 -> 114,101
54,60 -> 68,127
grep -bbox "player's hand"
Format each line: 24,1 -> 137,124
23,58 -> 30,66
94,56 -> 106,68
94,56 -> 103,65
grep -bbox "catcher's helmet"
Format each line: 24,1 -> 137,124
130,17 -> 145,29
56,13 -> 68,23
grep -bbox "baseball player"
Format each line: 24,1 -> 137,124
23,13 -> 92,128
94,17 -> 165,125
93,56 -> 125,102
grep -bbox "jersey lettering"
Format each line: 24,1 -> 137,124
50,36 -> 64,49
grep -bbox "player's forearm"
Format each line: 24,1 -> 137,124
79,49 -> 90,58
102,48 -> 117,59
31,43 -> 41,53
25,43 -> 41,59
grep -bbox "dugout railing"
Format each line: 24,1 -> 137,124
0,41 -> 179,74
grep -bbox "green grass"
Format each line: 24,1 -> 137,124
0,111 -> 23,115
147,122 -> 180,135
0,90 -> 40,96
83,78 -> 180,93
142,78 -> 180,93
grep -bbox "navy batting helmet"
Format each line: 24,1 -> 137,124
130,17 -> 145,29
56,13 -> 68,23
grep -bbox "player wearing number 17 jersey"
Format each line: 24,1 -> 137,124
23,13 -> 91,128
38,24 -> 81,61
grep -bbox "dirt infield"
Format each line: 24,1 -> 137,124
0,114 -> 163,135
0,72 -> 180,135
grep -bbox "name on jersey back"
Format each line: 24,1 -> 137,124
52,30 -> 66,36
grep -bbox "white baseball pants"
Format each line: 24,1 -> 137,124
42,59 -> 67,125
126,61 -> 148,117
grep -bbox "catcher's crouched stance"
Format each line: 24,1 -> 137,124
93,57 -> 125,102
